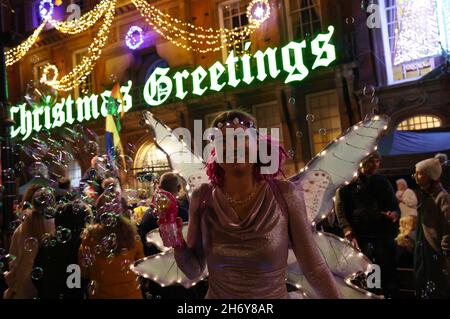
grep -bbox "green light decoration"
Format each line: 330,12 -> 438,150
10,26 -> 336,140
11,81 -> 133,141
143,26 -> 336,106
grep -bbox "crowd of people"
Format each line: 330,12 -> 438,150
1,167 -> 192,299
0,109 -> 449,299
334,152 -> 450,299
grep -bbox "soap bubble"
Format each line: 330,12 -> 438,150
296,131 -> 303,138
56,227 -> 72,243
288,97 -> 296,105
363,85 -> 375,97
319,128 -> 328,136
24,237 -> 39,252
306,114 -> 315,122
31,267 -> 44,280
85,141 -> 99,156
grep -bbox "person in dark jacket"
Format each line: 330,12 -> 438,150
334,152 -> 400,298
138,172 -> 195,299
32,201 -> 91,299
413,158 -> 450,299
435,153 -> 450,193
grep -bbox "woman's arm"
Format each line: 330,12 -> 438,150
284,182 -> 342,299
173,184 -> 209,280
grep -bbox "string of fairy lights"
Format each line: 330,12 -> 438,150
5,0 -> 271,92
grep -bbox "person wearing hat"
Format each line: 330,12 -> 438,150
435,153 -> 450,193
413,158 -> 450,299
335,151 -> 400,298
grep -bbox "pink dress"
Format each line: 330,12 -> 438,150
175,180 -> 342,299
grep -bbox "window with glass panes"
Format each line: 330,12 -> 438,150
380,0 -> 446,84
306,90 -> 341,155
285,0 -> 322,40
219,0 -> 250,59
253,102 -> 283,143
397,115 -> 442,131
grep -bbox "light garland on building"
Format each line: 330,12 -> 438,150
6,0 -> 269,88
47,0 -> 112,34
42,0 -> 116,91
5,21 -> 47,66
132,0 -> 269,53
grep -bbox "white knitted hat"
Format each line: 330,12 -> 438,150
415,158 -> 442,181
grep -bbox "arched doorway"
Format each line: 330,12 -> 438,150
132,140 -> 171,193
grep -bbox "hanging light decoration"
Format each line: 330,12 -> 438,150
131,0 -> 270,53
5,21 -> 47,66
42,0 -> 117,91
47,0 -> 112,34
39,0 -> 54,20
6,0 -> 270,90
125,26 -> 144,50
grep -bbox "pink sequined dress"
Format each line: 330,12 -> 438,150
174,180 -> 342,299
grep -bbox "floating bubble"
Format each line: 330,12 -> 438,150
370,96 -> 379,105
80,247 -> 95,268
24,237 -> 39,252
127,143 -> 137,155
42,233 -> 54,247
12,144 -> 24,156
43,207 -> 57,219
296,131 -> 303,138
288,97 -> 296,105
31,267 -> 44,280
31,55 -> 39,64
319,128 -> 328,136
3,168 -> 15,179
94,244 -> 103,255
109,74 -> 118,83
345,17 -> 355,24
14,161 -> 25,173
363,85 -> 376,97
34,188 -> 55,205
84,141 -> 99,156
287,149 -> 295,158
84,214 -> 96,226
100,212 -> 118,227
56,227 -> 72,243
306,114 -> 315,122
117,155 -> 134,173
9,220 -> 22,230
24,138 -> 50,161
102,233 -> 117,253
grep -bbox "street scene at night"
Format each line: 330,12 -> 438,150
0,0 -> 449,306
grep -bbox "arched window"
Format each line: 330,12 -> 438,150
397,115 -> 442,131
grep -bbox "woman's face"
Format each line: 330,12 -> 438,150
415,169 -> 432,189
397,181 -> 406,191
215,122 -> 256,177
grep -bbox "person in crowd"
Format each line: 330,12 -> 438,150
15,184 -> 43,221
413,158 -> 450,299
32,200 -> 92,298
3,188 -> 56,299
162,110 -> 341,299
335,152 -> 400,298
133,189 -> 150,226
139,172 -> 189,256
55,177 -> 76,203
435,153 -> 450,192
394,179 -> 418,267
78,193 -> 144,299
